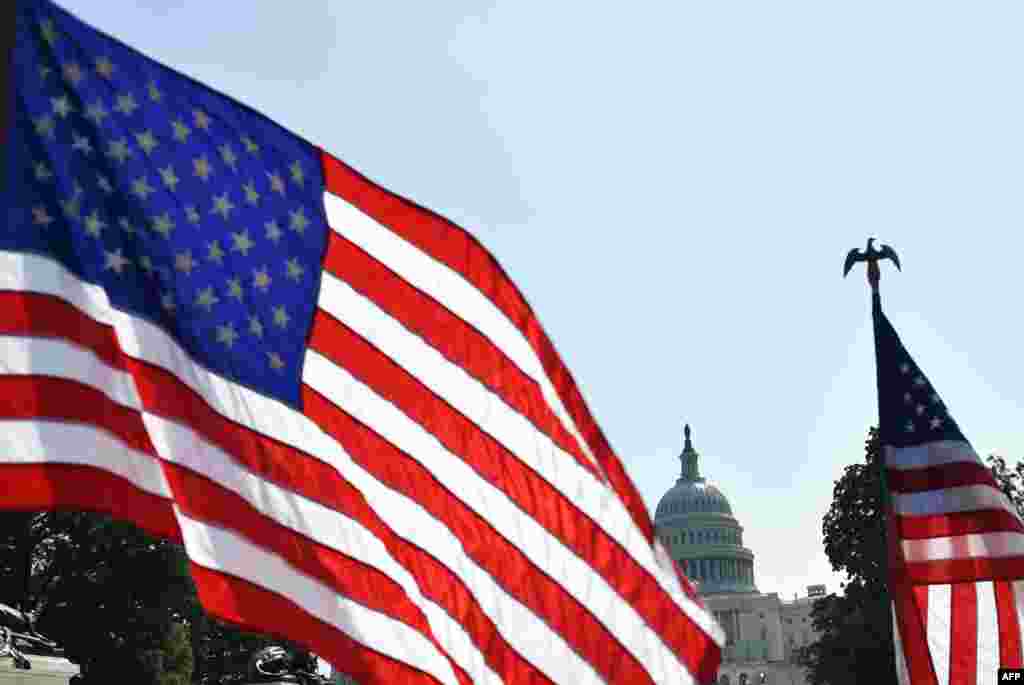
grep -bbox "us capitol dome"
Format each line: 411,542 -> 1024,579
654,424 -> 756,594
653,425 -> 825,685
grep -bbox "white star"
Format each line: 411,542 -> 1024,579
118,217 -> 137,234
264,220 -> 283,243
285,257 -> 305,282
33,115 -> 55,140
131,176 -> 156,201
135,130 -> 159,156
211,193 -> 235,220
241,136 -> 260,155
85,100 -> 109,126
903,392 -> 913,404
289,161 -> 304,186
193,109 -> 211,130
171,119 -> 191,142
106,138 -> 133,165
899,362 -> 911,374
226,278 -> 244,301
242,180 -> 260,206
40,20 -> 59,46
193,156 -> 213,181
83,210 -> 106,238
114,93 -> 139,116
97,175 -> 114,193
249,316 -> 264,338
231,230 -> 254,256
159,165 -> 179,191
904,420 -> 915,433
103,249 -> 129,274
161,292 -> 176,313
174,250 -> 195,276
32,206 -> 54,226
219,144 -> 238,171
195,287 -> 219,312
62,62 -> 83,85
207,241 -> 225,264
147,81 -> 163,103
913,376 -> 927,387
51,95 -> 74,118
95,57 -> 115,79
252,267 -> 271,292
216,323 -> 239,349
150,212 -> 175,238
268,352 -> 285,371
267,171 -> 286,195
915,404 -> 926,416
289,207 -> 309,234
33,161 -> 53,181
185,206 -> 201,225
59,195 -> 80,221
272,306 -> 290,328
929,416 -> 944,430
71,132 -> 93,155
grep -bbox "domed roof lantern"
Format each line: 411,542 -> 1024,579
679,423 -> 704,483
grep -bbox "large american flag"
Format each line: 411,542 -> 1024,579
1,2 -> 724,684
873,291 -> 1024,684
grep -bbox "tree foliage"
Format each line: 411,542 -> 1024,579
0,511 -> 276,684
799,428 -> 1023,685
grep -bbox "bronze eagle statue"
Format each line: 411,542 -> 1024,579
843,237 -> 901,278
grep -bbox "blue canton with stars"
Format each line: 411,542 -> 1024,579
872,294 -> 966,449
4,1 -> 328,407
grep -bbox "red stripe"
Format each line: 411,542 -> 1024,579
887,462 -> 1001,494
307,310 -> 719,682
994,580 -> 1023,668
898,509 -> 1024,540
303,386 -> 656,685
320,151 -> 655,543
0,375 -> 155,454
3,293 -> 552,685
888,505 -> 939,685
322,231 -> 591,478
949,582 -> 978,685
188,564 -> 444,685
906,557 -> 1024,585
0,463 -> 180,541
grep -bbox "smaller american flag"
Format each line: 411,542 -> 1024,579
873,291 -> 1024,685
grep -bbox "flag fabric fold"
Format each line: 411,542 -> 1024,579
2,2 -> 723,683
872,291 -> 1024,685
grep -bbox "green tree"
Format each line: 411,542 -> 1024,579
799,428 -> 1024,685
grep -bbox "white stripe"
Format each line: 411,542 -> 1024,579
142,413 -> 497,685
0,257 -> 609,682
892,602 -> 912,685
316,270 -> 723,648
894,483 -> 1016,517
976,581 -> 999,684
303,350 -> 690,685
174,510 -> 459,685
903,532 -> 1024,563
927,584 -> 951,685
1,251 -> 717,681
0,336 -> 143,411
0,419 -> 171,498
886,441 -> 980,471
321,192 -> 601,474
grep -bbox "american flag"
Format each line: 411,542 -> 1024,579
873,291 -> 1024,684
1,2 -> 724,684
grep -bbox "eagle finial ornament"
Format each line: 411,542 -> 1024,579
843,237 -> 901,292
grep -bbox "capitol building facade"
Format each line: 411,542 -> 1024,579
654,425 -> 823,685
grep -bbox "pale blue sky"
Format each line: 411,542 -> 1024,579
56,0 -> 1024,601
